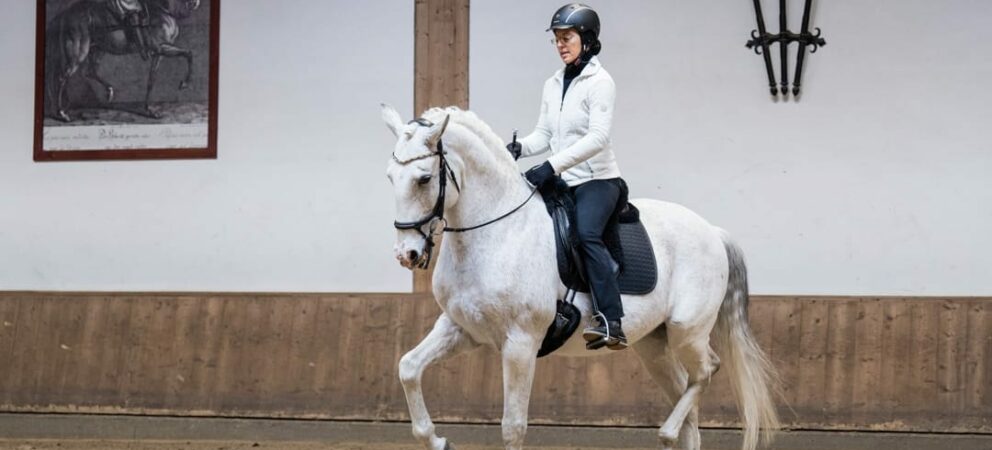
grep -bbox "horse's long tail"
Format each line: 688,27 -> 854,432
713,229 -> 781,450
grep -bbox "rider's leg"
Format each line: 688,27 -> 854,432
572,178 -> 626,349
127,12 -> 149,60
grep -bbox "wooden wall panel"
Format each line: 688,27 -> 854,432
0,292 -> 989,434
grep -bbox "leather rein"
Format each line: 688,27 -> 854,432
392,118 -> 539,269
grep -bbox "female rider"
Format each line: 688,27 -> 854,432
507,4 -> 628,350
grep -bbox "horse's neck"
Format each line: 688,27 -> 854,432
441,146 -> 535,252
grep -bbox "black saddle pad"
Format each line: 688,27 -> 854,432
541,179 -> 658,296
613,220 -> 658,295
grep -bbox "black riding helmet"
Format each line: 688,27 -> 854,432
547,3 -> 601,61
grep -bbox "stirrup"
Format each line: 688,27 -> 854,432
582,318 -> 627,351
583,334 -> 627,350
606,336 -> 629,350
585,336 -> 609,350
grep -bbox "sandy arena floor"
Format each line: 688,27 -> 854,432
0,441 -> 603,450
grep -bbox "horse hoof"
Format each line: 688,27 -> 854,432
443,440 -> 455,450
658,429 -> 678,448
146,108 -> 162,119
106,87 -> 115,103
178,81 -> 189,90
57,110 -> 72,122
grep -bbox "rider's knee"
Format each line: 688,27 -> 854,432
575,226 -> 603,247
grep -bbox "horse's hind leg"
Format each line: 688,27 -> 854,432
56,26 -> 90,122
399,314 -> 478,450
656,321 -> 721,449
55,71 -> 75,122
633,325 -> 698,450
55,59 -> 84,122
84,52 -> 114,103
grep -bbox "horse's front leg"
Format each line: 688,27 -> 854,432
399,313 -> 478,450
154,44 -> 194,89
500,330 -> 540,450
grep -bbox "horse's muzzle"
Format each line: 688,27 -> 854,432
394,241 -> 428,270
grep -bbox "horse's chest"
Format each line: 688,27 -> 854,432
435,292 -> 512,343
430,234 -> 558,345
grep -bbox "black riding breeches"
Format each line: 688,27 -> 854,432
572,178 -> 624,321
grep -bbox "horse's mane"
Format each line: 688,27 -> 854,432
421,107 -> 518,175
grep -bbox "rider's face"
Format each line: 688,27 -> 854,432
554,29 -> 582,65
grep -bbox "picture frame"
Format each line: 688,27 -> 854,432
33,0 -> 220,161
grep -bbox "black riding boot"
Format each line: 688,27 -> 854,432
583,317 -> 628,350
127,14 -> 148,60
570,179 -> 628,350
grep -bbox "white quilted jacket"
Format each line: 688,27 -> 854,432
519,56 -> 621,186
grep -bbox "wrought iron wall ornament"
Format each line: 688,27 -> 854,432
746,0 -> 826,96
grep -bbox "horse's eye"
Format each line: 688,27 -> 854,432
417,175 -> 433,185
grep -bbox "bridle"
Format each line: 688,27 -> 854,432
392,119 -> 460,269
392,118 -> 539,269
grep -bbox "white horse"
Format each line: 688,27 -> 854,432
381,104 -> 780,450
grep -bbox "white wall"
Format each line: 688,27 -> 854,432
0,1 -> 414,292
3,1 -> 989,295
471,0 -> 992,295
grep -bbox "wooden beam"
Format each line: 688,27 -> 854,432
412,0 -> 470,293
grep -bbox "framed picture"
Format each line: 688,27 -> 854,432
33,0 -> 220,161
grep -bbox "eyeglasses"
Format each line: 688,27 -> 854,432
549,34 -> 579,46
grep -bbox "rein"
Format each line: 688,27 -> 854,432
392,118 -> 538,269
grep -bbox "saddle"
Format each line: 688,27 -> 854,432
536,178 -> 658,357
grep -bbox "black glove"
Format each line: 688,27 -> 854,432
506,141 -> 522,160
525,161 -> 556,187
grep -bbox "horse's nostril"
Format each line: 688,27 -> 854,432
407,250 -> 419,262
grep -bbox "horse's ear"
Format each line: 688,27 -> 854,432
381,103 -> 404,138
427,114 -> 450,145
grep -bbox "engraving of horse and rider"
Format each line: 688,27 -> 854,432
44,0 -> 203,123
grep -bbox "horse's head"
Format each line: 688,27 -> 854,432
176,0 -> 200,16
381,104 -> 459,270
154,0 -> 200,17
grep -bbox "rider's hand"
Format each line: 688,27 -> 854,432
506,141 -> 522,160
525,161 -> 556,187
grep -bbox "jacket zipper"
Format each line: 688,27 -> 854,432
555,63 -> 595,177
557,79 -> 565,154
